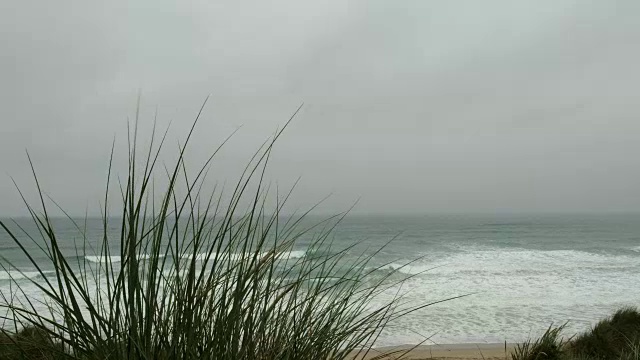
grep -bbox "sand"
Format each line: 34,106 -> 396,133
354,343 -> 513,360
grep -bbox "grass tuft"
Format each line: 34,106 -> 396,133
568,307 -> 640,360
510,308 -> 640,360
0,101 -> 429,359
511,324 -> 566,360
0,326 -> 65,360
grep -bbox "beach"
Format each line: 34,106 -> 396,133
356,343 -> 512,359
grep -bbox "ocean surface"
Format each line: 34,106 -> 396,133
1,213 -> 639,346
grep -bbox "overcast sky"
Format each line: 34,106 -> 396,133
1,1 -> 639,216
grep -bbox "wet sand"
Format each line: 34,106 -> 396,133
354,343 -> 513,359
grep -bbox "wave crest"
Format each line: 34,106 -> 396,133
0,271 -> 54,281
180,250 -> 306,261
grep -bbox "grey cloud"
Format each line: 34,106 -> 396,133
1,0 -> 639,216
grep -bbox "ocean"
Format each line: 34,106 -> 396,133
1,213 -> 639,346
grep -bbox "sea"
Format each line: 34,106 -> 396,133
1,213 -> 639,346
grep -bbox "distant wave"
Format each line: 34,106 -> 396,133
85,255 -> 122,263
82,250 -> 306,264
83,254 -> 169,263
377,263 -> 435,276
278,250 -> 306,260
0,270 -> 55,281
378,248 -> 640,277
482,222 -> 533,227
180,250 -> 306,261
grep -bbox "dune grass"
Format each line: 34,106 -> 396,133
568,307 -> 640,360
0,100 -> 432,359
0,325 -> 64,360
511,308 -> 640,360
511,324 -> 566,360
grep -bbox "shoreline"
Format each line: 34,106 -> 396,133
357,343 -> 513,359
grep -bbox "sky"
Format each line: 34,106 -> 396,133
1,1 -> 639,216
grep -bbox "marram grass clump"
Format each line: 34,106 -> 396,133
568,307 -> 640,360
510,307 -> 640,360
511,324 -> 566,360
0,326 -> 65,360
0,101 -> 427,359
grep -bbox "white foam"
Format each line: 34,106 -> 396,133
82,250 -> 306,263
279,250 -> 306,260
83,254 -> 166,263
384,249 -> 640,276
367,248 -> 640,346
0,271 -> 54,281
5,244 -> 638,347
84,255 -> 121,263
136,254 -> 164,260
179,253 -> 210,261
378,262 -> 439,275
180,250 -> 306,262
